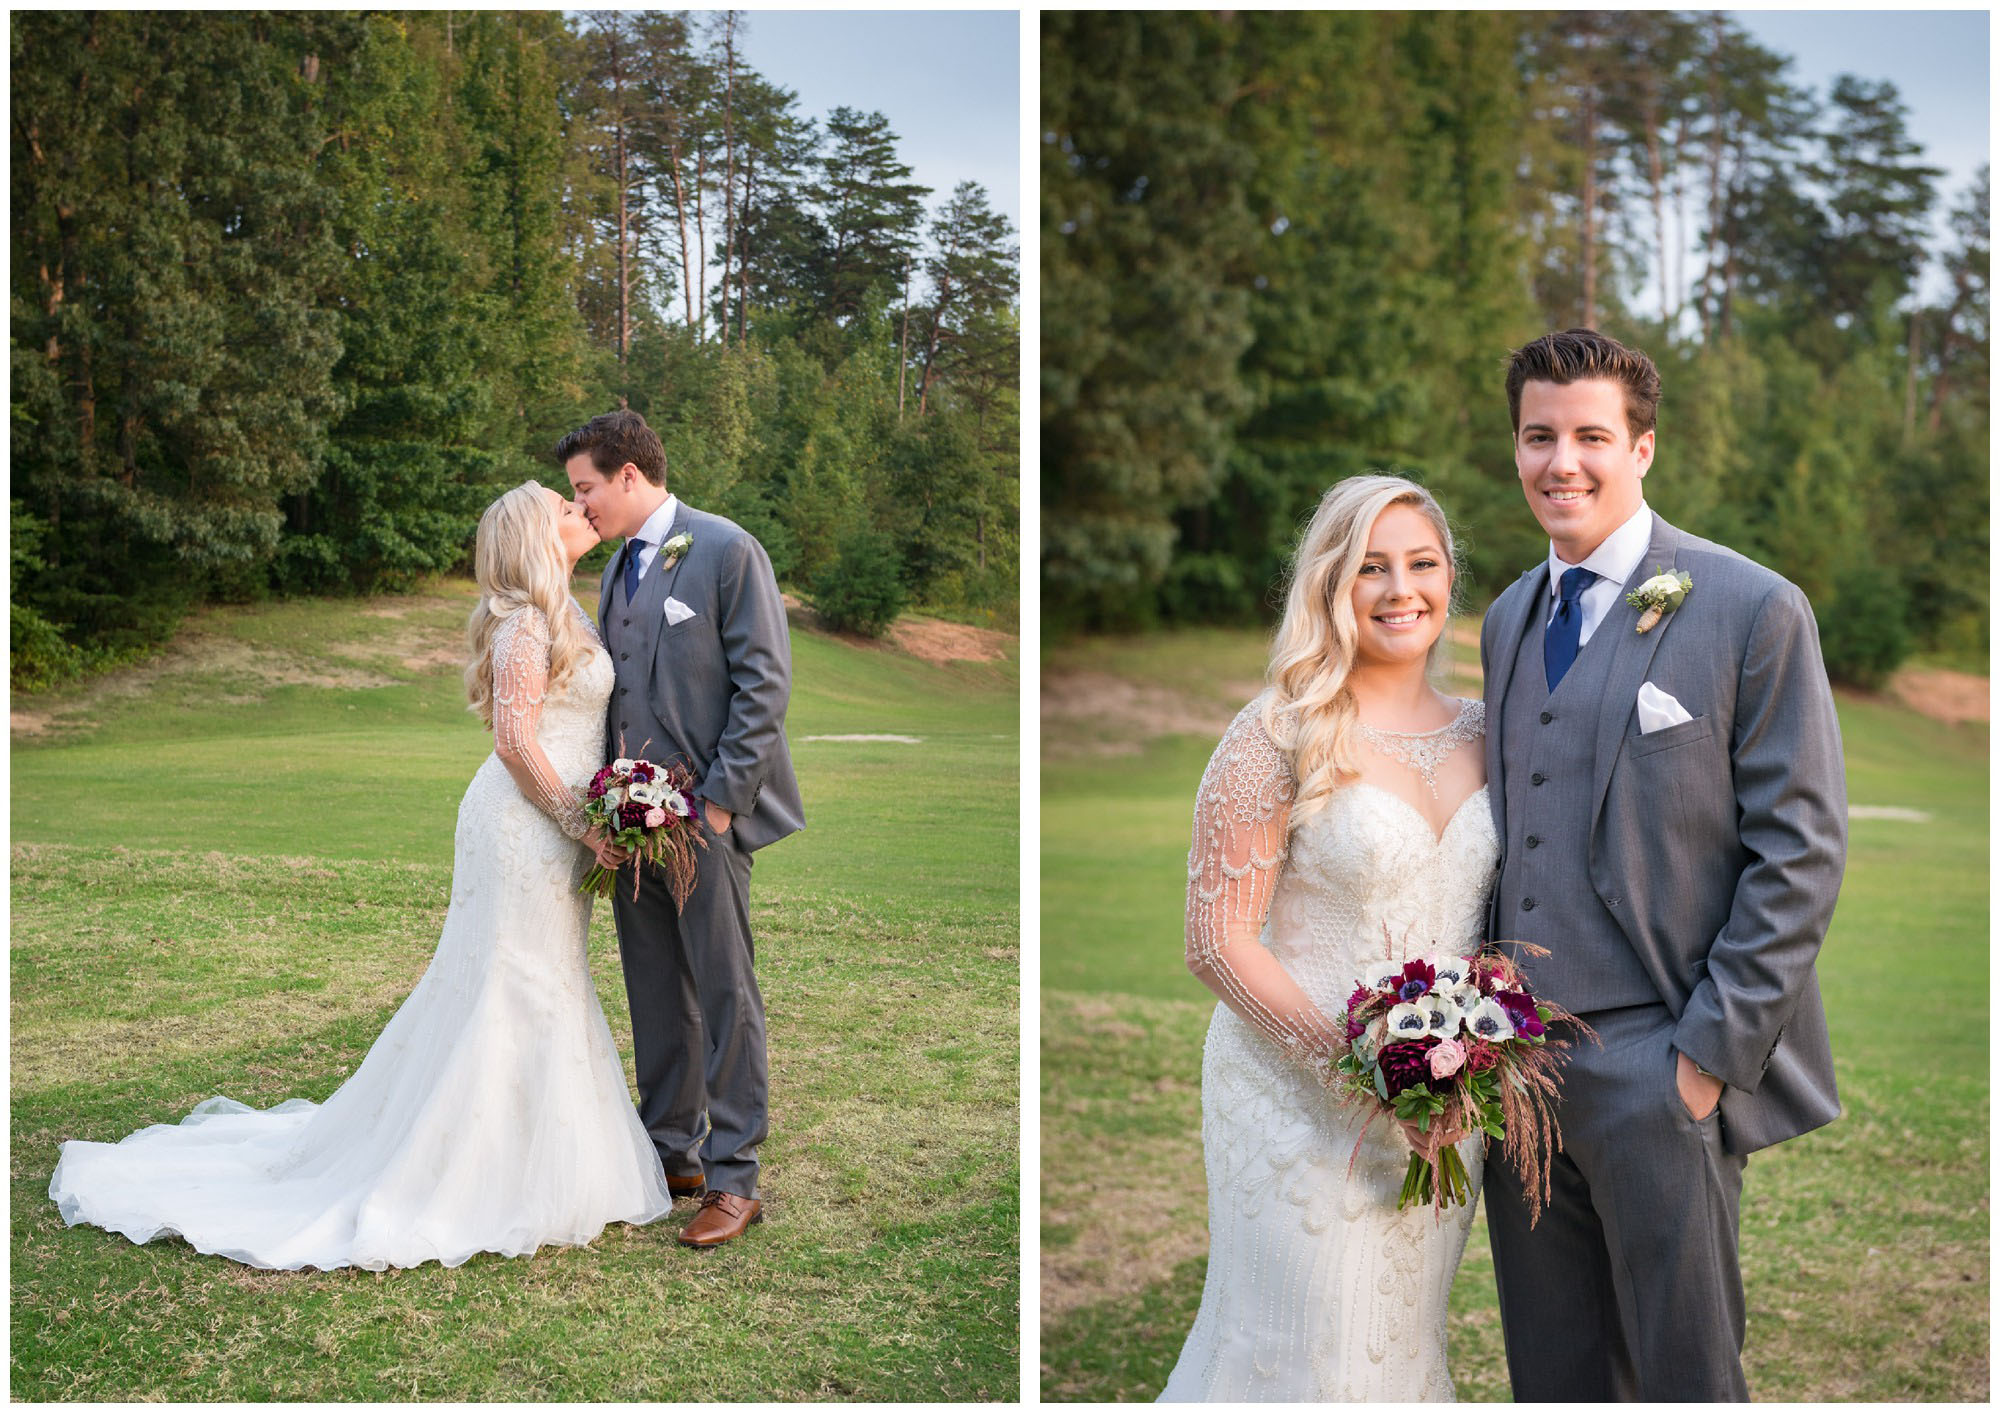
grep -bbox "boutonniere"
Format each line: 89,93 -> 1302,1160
1624,567 -> 1692,634
658,531 -> 693,567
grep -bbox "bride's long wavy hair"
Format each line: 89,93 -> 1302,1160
1261,475 -> 1459,833
464,482 -> 594,728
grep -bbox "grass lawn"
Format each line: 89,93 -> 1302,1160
11,578 -> 1020,1402
1041,625 -> 1987,1402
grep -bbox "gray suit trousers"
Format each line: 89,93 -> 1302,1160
608,815 -> 767,1199
1486,1004 -> 1748,1401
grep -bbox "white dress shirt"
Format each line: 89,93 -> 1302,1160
625,494 -> 681,585
1544,502 -> 1654,648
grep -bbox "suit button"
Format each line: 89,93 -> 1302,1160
622,618 -> 631,627
1526,835 -> 1540,849
1531,772 -> 1546,786
1521,897 -> 1537,912
620,652 -> 629,661
1540,711 -> 1553,724
1604,896 -> 1622,908
620,720 -> 628,729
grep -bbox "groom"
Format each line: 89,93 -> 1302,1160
558,408 -> 804,1249
1479,330 -> 1847,1399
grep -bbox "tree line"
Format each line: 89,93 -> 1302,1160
1042,11 -> 1986,685
12,10 -> 1019,688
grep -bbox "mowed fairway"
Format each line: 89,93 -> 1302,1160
12,579 -> 1019,1402
1041,626 -> 1986,1402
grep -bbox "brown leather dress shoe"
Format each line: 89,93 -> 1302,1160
678,1190 -> 762,1248
664,1173 -> 705,1200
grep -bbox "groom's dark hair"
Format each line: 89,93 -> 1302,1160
554,409 -> 667,486
1505,329 -> 1661,441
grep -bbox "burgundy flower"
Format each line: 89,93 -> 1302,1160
1378,1039 -> 1440,1097
619,802 -> 649,830
1346,984 -> 1372,1015
629,762 -> 655,783
1396,960 -> 1437,1002
1494,988 -> 1546,1037
1344,1014 -> 1366,1041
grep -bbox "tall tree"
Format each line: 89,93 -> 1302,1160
805,107 -> 930,324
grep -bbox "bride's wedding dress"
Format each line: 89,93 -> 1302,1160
1159,695 -> 1496,1402
49,602 -> 672,1271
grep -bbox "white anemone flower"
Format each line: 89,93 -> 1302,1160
628,781 -> 663,807
1466,998 -> 1517,1042
1426,954 -> 1473,991
1385,1002 -> 1431,1042
1419,991 -> 1463,1036
1355,957 -> 1405,993
613,758 -> 635,774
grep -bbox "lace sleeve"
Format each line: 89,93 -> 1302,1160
1185,700 -> 1344,1082
491,607 -> 590,841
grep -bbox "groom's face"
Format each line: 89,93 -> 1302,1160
565,454 -> 645,541
1514,377 -> 1653,564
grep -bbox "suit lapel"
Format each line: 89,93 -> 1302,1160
627,502 -> 695,677
1485,562 -> 1550,827
649,501 -> 696,609
1587,515 -> 1686,835
596,552 -> 618,639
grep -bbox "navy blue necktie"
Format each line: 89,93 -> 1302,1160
622,538 -> 650,604
1544,566 -> 1599,691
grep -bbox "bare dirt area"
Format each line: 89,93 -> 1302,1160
1887,667 -> 1988,725
891,616 -> 1013,665
11,588 -> 474,741
1041,671 -> 1258,756
780,594 -> 1015,665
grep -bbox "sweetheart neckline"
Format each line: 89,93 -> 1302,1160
1343,781 -> 1491,847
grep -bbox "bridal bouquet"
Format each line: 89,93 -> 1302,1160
1332,942 -> 1585,1223
577,756 -> 705,906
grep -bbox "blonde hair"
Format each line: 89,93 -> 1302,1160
464,481 -> 594,727
1261,474 -> 1458,831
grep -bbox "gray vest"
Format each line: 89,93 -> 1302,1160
1495,604 -> 1661,1012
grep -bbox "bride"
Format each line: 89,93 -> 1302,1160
1159,475 -> 1495,1401
49,482 -> 675,1271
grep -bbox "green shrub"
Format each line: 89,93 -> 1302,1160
810,529 -> 906,637
1818,569 -> 1912,690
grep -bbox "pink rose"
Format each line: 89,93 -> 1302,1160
1427,1038 -> 1466,1080
644,807 -> 667,828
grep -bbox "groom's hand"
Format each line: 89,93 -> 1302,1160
1674,1050 -> 1724,1121
701,798 -> 733,834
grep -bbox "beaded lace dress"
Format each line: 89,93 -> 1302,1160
1159,693 -> 1497,1402
49,603 -> 672,1271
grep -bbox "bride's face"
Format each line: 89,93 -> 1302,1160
545,487 -> 601,566
1348,503 -> 1451,669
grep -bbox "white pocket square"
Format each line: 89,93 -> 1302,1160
1636,680 -> 1694,734
663,596 -> 697,627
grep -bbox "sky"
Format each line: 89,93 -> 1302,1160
733,10 -> 1021,240
1724,10 -> 1987,302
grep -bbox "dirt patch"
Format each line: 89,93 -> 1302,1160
1888,668 -> 1988,725
1041,671 -> 1255,756
891,617 -> 1013,665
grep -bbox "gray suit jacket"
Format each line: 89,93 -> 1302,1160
597,502 -> 804,854
1480,513 -> 1847,1155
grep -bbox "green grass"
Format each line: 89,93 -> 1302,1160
1041,626 -> 1987,1403
11,578 -> 1019,1402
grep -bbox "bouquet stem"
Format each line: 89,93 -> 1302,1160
1398,1141 -> 1473,1212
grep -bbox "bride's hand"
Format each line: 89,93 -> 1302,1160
585,826 -> 630,870
1398,1112 -> 1464,1163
